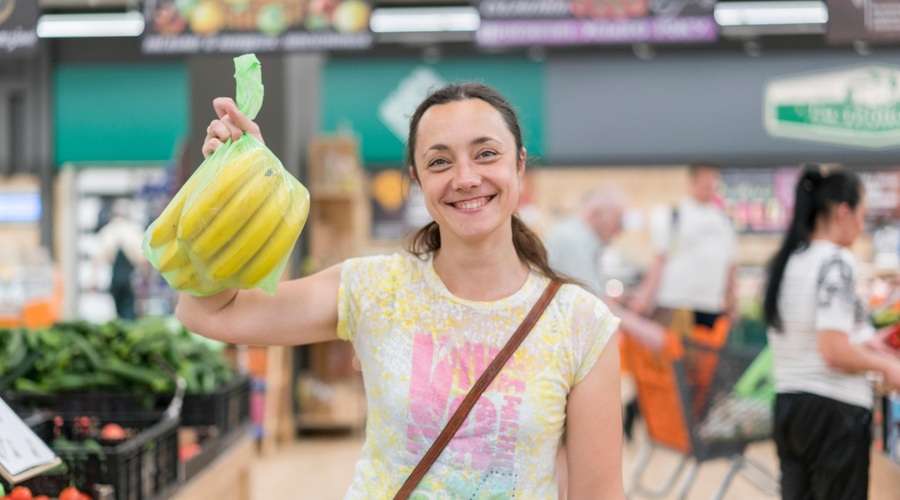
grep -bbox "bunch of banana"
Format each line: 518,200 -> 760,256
143,145 -> 310,295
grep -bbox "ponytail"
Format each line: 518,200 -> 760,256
405,215 -> 580,286
763,164 -> 863,331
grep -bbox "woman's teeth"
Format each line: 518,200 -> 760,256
455,197 -> 490,210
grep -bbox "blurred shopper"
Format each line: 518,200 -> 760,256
179,83 -> 626,498
629,161 -> 737,334
545,186 -> 663,498
764,164 -> 900,499
545,187 -> 626,296
94,199 -> 146,320
544,186 -> 664,350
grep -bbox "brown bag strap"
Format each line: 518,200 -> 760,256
394,280 -> 562,500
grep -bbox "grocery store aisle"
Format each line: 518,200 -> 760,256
249,423 -> 780,500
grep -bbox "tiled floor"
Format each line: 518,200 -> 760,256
249,423 -> 781,499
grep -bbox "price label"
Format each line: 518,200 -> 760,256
0,397 -> 59,483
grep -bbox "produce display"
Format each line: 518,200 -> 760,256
0,316 -> 232,400
142,53 -> 309,297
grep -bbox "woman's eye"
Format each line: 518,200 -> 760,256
428,158 -> 449,168
477,150 -> 497,159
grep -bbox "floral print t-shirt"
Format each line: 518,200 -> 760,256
336,253 -> 619,499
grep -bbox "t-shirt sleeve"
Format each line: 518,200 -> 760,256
570,290 -> 621,385
815,252 -> 857,335
336,254 -> 403,343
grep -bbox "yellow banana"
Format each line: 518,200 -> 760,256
235,188 -> 309,288
178,148 -> 274,241
206,180 -> 293,280
156,240 -> 185,273
149,166 -> 208,248
188,165 -> 283,260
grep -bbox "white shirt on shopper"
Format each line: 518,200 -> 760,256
650,197 -> 736,313
767,240 -> 873,410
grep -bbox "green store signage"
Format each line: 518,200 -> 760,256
321,57 -> 544,166
764,64 -> 900,149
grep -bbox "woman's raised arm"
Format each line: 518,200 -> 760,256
176,263 -> 343,346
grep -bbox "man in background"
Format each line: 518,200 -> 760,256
629,161 -> 738,334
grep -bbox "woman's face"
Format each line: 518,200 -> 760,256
411,98 -> 525,245
835,195 -> 867,247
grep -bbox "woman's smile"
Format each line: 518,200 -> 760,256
448,195 -> 496,211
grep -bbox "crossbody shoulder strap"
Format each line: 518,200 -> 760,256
394,280 -> 563,500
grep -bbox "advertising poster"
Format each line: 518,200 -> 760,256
142,0 -> 373,54
475,0 -> 717,47
827,0 -> 900,44
0,0 -> 38,58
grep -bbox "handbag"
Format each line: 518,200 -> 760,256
394,280 -> 562,500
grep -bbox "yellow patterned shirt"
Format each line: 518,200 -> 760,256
337,253 -> 619,499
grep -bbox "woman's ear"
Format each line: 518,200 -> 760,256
409,165 -> 418,183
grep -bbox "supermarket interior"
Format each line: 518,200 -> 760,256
2,0 -> 900,499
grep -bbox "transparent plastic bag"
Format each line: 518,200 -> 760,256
142,54 -> 309,296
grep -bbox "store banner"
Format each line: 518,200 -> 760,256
764,64 -> 900,149
142,0 -> 373,54
0,0 -> 39,58
827,0 -> 900,44
475,0 -> 717,47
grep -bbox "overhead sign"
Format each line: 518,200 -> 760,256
475,0 -> 717,47
764,65 -> 900,149
827,0 -> 900,44
0,0 -> 38,58
378,67 -> 447,142
142,0 -> 373,54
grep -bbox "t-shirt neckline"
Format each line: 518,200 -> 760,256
422,253 -> 542,310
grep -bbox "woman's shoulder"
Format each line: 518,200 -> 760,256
341,252 -> 425,283
554,282 -> 616,323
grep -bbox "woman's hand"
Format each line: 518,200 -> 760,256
201,97 -> 265,158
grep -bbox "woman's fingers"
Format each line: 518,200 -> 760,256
212,96 -> 264,144
225,103 -> 264,144
203,97 -> 266,158
201,137 -> 224,159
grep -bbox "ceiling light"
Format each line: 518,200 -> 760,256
714,1 -> 827,26
36,11 -> 145,38
370,6 -> 480,33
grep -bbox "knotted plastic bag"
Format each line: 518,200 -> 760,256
142,54 -> 309,296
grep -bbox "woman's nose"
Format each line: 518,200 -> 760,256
451,160 -> 480,190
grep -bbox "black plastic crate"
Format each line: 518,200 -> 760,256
13,414 -> 179,500
2,391 -> 167,424
181,374 -> 250,433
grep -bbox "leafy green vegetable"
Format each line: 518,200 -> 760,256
0,316 -> 234,398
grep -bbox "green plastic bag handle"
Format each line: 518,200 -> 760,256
234,53 -> 264,121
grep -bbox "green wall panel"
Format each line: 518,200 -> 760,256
321,57 -> 544,166
55,63 -> 188,165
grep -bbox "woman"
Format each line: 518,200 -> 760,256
179,83 -> 625,499
763,164 -> 900,499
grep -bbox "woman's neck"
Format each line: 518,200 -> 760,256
810,220 -> 848,248
432,230 -> 530,301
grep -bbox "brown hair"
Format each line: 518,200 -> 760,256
404,82 -> 577,285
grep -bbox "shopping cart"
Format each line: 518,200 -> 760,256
623,319 -> 779,499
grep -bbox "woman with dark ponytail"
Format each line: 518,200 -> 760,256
182,83 -> 625,498
764,164 -> 900,499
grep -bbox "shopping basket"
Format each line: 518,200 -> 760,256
623,320 -> 778,499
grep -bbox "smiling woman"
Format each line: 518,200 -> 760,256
176,82 -> 626,500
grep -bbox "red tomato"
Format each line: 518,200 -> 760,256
58,487 -> 83,500
7,486 -> 32,500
